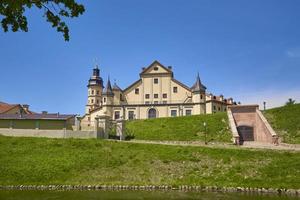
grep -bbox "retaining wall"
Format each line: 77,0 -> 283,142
0,128 -> 96,139
227,105 -> 278,144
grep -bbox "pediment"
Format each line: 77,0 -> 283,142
140,60 -> 173,75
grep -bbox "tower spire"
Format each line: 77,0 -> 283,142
191,71 -> 206,93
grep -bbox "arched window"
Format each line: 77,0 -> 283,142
148,108 -> 157,119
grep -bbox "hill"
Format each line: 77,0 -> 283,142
125,112 -> 231,142
0,135 -> 299,189
264,104 -> 300,144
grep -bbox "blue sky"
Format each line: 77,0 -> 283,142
0,0 -> 300,115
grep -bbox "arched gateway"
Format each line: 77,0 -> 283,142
148,108 -> 157,119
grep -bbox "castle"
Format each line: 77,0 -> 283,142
81,60 -> 235,126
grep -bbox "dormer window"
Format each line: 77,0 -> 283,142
154,66 -> 159,71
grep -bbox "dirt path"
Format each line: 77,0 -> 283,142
116,139 -> 300,151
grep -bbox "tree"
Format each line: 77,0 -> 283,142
0,0 -> 85,41
285,98 -> 296,106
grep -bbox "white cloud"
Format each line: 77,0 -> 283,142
234,89 -> 300,109
286,48 -> 300,58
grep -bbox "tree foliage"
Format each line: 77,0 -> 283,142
0,0 -> 85,41
285,98 -> 296,106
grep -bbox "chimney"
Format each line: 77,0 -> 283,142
168,66 -> 172,70
22,104 -> 29,112
220,95 -> 224,101
42,111 -> 48,114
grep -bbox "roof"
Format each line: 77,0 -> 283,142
191,73 -> 206,92
0,102 -> 19,114
0,113 -> 76,120
0,101 -> 36,114
103,78 -> 114,95
172,78 -> 192,92
123,79 -> 142,93
112,82 -> 122,91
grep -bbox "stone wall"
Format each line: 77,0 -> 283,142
0,128 -> 96,139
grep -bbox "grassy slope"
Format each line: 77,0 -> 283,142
264,104 -> 300,144
0,135 -> 299,189
126,113 -> 231,142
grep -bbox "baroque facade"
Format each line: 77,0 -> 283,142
81,60 -> 235,126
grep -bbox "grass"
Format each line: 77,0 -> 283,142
264,104 -> 300,144
125,112 -> 231,142
0,135 -> 299,189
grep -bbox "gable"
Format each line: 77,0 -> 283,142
123,79 -> 142,94
140,60 -> 173,76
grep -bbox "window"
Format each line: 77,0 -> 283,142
224,108 -> 227,111
114,111 -> 120,120
154,101 -> 159,104
145,94 -> 150,99
96,100 -> 99,104
128,111 -> 135,120
171,110 -> 177,117
163,93 -> 167,98
173,87 -> 178,93
88,117 -> 90,121
154,78 -> 158,84
135,88 -> 139,94
120,94 -> 123,100
218,107 -> 221,111
163,101 -> 167,104
201,95 -> 203,99
213,106 -> 216,110
186,110 -> 192,116
92,90 -> 94,95
103,97 -> 106,103
91,99 -> 94,103
154,94 -> 158,98
96,90 -> 99,95
154,66 -> 159,71
145,101 -> 150,104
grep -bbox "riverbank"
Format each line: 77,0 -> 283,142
1,184 -> 300,196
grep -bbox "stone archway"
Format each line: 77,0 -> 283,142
148,108 -> 157,119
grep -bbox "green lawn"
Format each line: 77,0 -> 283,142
264,104 -> 300,144
125,113 -> 231,142
0,135 -> 299,189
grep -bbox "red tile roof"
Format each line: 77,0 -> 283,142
0,102 -> 19,114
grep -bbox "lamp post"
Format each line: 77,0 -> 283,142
203,122 -> 207,145
263,101 -> 266,111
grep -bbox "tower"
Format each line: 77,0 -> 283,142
102,77 -> 114,106
85,65 -> 104,114
191,72 -> 207,114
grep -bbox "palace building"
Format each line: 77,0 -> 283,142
81,60 -> 235,126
